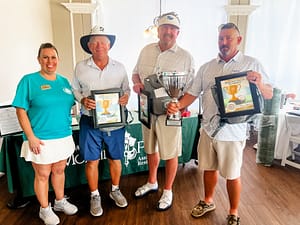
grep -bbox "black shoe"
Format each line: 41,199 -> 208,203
7,196 -> 31,209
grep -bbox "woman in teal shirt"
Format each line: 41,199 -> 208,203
12,43 -> 78,225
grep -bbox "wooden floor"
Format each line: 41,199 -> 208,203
1,134 -> 300,225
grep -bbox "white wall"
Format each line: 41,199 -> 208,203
0,0 -> 53,104
246,0 -> 300,97
100,0 -> 227,111
0,0 -> 228,113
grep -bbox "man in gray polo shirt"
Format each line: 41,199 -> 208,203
167,23 -> 273,225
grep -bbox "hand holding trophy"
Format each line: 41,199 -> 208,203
158,71 -> 188,126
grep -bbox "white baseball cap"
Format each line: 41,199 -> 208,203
157,12 -> 180,29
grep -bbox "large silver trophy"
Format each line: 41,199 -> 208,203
158,71 -> 188,126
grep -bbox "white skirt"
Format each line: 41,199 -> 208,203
21,135 -> 75,164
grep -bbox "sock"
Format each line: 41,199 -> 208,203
91,190 -> 100,197
41,204 -> 50,211
147,182 -> 158,189
112,184 -> 119,192
54,199 -> 62,204
163,189 -> 173,198
55,198 -> 64,204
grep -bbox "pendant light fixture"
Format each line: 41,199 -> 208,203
144,0 -> 162,38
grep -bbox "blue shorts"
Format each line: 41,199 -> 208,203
79,115 -> 125,160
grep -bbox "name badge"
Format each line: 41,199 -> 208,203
41,85 -> 51,90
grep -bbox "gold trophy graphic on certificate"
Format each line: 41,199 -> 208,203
100,99 -> 111,115
224,84 -> 241,102
158,71 -> 188,126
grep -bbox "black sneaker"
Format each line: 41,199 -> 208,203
7,196 -> 31,209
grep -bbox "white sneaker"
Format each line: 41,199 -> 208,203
53,197 -> 78,215
39,204 -> 60,225
90,195 -> 103,217
109,189 -> 128,208
157,190 -> 173,211
135,182 -> 158,198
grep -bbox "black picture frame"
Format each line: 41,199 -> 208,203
215,71 -> 261,118
91,88 -> 125,128
0,105 -> 23,137
138,90 -> 151,128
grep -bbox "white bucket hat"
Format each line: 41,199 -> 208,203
157,12 -> 180,29
80,26 -> 116,54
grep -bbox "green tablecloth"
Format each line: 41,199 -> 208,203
0,116 -> 198,197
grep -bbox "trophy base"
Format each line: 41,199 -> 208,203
165,118 -> 182,126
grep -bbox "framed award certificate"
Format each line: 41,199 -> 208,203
214,71 -> 261,118
138,90 -> 151,128
91,88 -> 126,128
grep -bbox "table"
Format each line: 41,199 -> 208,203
274,109 -> 300,159
0,115 -> 199,197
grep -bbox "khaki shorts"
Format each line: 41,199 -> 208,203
198,129 -> 246,179
142,114 -> 182,160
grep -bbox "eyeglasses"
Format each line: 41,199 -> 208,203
218,23 -> 240,34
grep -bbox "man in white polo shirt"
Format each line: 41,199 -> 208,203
132,12 -> 195,211
72,26 -> 130,217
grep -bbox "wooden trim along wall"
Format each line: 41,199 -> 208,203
50,0 -> 92,81
226,0 -> 259,53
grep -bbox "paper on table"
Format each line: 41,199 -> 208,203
287,110 -> 300,117
71,116 -> 79,126
0,105 -> 22,136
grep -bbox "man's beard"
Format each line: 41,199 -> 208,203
220,46 -> 229,56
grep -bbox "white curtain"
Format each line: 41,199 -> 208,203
246,0 -> 300,97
